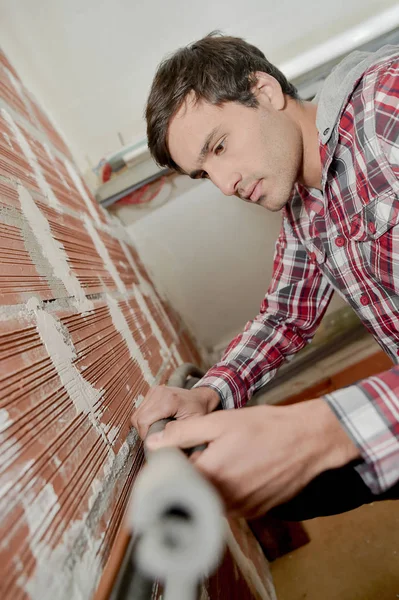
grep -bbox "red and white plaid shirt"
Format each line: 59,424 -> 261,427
197,46 -> 399,495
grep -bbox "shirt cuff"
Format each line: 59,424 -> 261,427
193,366 -> 250,409
323,382 -> 399,495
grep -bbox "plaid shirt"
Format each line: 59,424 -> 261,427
196,47 -> 399,495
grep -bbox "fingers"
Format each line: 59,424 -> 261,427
131,385 -> 178,439
131,386 -> 176,440
145,413 -> 222,450
131,385 -> 215,440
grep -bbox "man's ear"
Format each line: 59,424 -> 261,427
251,72 -> 286,111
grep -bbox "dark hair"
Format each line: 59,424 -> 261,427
145,32 -> 299,172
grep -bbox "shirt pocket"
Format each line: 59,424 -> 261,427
348,189 -> 399,242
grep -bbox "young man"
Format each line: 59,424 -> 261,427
131,33 -> 399,520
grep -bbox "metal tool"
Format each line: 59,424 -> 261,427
129,420 -> 224,600
106,365 -> 225,600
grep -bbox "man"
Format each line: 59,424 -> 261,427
131,33 -> 399,520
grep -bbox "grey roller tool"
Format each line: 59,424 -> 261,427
121,364 -> 224,600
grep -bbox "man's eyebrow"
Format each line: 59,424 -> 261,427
188,127 -> 219,178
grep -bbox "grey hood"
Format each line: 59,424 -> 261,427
314,44 -> 399,145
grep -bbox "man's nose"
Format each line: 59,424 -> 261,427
211,170 -> 242,196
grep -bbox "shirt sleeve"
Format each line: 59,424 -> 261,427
194,210 -> 334,409
323,59 -> 399,495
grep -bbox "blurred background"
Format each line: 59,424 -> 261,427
1,3 -> 399,600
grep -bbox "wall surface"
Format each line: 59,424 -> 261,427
0,47 -> 204,600
0,0 -> 396,170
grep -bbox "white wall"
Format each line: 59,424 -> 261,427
128,180 -> 345,352
0,0 -> 397,171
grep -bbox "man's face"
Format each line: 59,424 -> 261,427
167,76 -> 303,211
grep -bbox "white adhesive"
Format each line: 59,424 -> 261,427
2,108 -> 60,210
5,68 -> 37,127
134,394 -> 145,409
111,226 -> 182,363
20,510 -> 103,600
0,458 -> 33,504
106,294 -> 154,384
3,131 -> 13,149
22,481 -> 61,554
27,298 -> 107,443
120,239 -> 181,352
142,278 -> 182,353
43,143 -> 70,190
0,408 -> 12,433
118,234 -> 181,355
133,284 -> 170,361
15,436 -> 123,597
119,238 -> 141,280
65,159 -> 102,226
19,186 -> 93,314
16,386 -> 137,600
84,216 -> 126,294
106,425 -> 120,445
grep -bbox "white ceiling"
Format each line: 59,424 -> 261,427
0,0 -> 397,170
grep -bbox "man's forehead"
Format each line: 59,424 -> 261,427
171,93 -> 215,126
167,95 -> 220,170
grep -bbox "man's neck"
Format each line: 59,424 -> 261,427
288,99 -> 322,190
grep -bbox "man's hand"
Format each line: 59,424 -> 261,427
131,385 -> 220,439
145,399 -> 360,518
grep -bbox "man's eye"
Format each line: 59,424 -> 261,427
214,141 -> 225,156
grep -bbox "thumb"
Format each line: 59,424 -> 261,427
145,413 -> 220,451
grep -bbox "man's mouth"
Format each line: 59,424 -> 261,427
242,180 -> 263,203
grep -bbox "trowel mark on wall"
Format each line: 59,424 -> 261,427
133,285 -> 171,361
43,143 -> 70,190
3,131 -> 14,149
22,481 -> 61,560
20,491 -> 104,600
26,298 -> 109,446
5,68 -> 38,127
19,433 -> 138,600
118,237 -> 182,361
106,294 -> 154,385
65,159 -> 103,226
0,407 -> 12,433
18,185 -> 93,314
84,215 -> 126,294
2,109 -> 60,210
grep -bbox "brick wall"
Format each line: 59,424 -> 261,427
0,47 -> 206,599
0,49 -> 276,600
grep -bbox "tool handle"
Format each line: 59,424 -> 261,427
145,418 -> 207,457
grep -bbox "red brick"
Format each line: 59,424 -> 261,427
0,113 -> 40,193
0,64 -> 37,126
25,88 -> 72,158
0,180 -> 55,304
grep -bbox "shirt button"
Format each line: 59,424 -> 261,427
360,295 -> 370,306
309,252 -> 316,263
335,236 -> 345,247
323,127 -> 330,136
368,222 -> 376,234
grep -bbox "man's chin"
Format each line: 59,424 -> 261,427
258,195 -> 287,212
